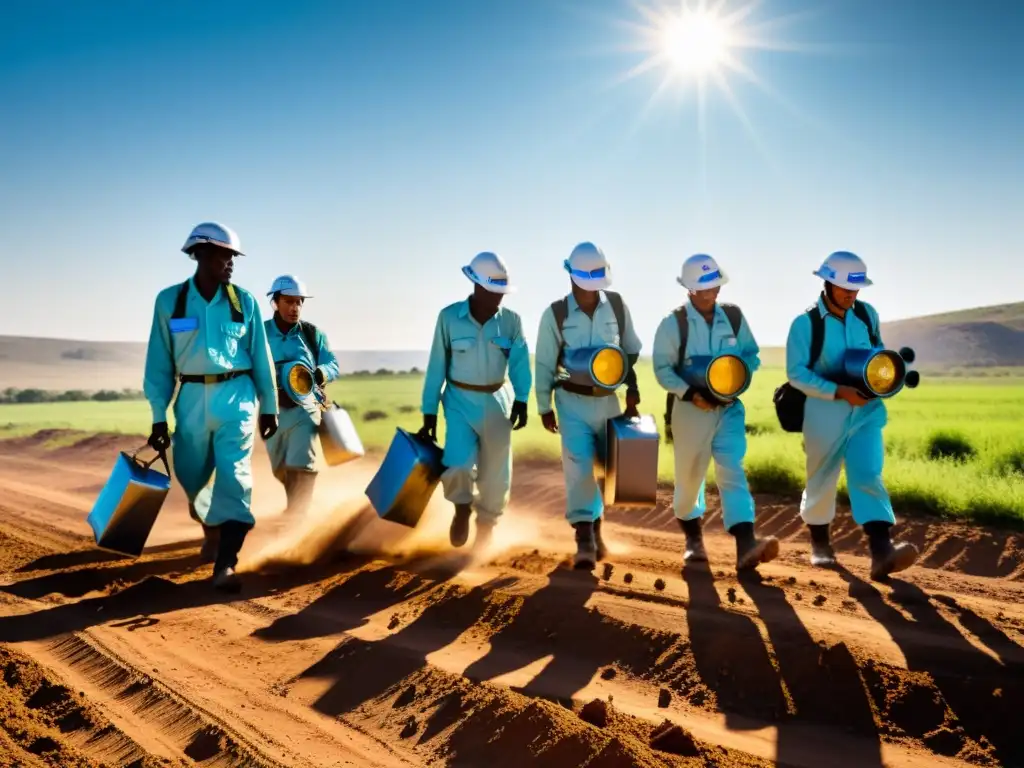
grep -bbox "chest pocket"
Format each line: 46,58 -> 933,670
221,322 -> 248,357
489,336 -> 513,360
601,320 -> 621,346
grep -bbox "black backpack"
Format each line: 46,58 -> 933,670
664,303 -> 744,441
773,300 -> 879,433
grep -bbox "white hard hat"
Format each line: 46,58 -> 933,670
813,251 -> 873,290
181,222 -> 244,257
564,241 -> 612,291
462,251 -> 515,294
678,253 -> 728,291
267,274 -> 312,298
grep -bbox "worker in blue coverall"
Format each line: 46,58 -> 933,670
785,251 -> 918,580
653,254 -> 779,569
263,274 -> 341,517
535,242 -> 643,570
418,252 -> 532,551
144,222 -> 279,593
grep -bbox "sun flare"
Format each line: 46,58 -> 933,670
661,9 -> 733,76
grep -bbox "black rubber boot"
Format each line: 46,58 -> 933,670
730,522 -> 779,570
593,517 -> 608,562
677,518 -> 707,563
864,521 -> 919,580
212,521 -> 251,593
450,504 -> 473,548
199,524 -> 219,563
808,523 -> 837,567
573,522 -> 597,570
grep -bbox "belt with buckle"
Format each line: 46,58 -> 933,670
449,379 -> 504,393
557,381 -> 616,397
178,370 -> 251,384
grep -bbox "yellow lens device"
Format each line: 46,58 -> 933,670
865,351 -> 899,395
591,347 -> 625,388
707,355 -> 748,398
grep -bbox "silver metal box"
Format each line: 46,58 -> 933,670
319,404 -> 365,466
603,414 -> 659,508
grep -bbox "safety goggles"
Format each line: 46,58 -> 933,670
465,265 -> 508,287
564,260 -> 607,280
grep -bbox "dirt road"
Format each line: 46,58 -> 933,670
1,431 -> 1022,767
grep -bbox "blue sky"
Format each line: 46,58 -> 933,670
1,0 -> 1021,350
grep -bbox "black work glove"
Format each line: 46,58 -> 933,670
510,400 -> 528,430
418,413 -> 438,442
259,413 -> 279,441
148,422 -> 170,452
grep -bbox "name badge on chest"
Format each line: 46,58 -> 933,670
169,317 -> 199,333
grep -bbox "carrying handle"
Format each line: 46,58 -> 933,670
129,445 -> 171,477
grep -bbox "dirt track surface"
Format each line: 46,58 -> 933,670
1,431 -> 1023,768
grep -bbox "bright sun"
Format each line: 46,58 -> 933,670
662,9 -> 732,75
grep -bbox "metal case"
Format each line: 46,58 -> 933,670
319,404 -> 365,466
365,428 -> 445,527
603,414 -> 659,507
86,450 -> 171,556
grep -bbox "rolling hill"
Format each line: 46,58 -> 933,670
0,301 -> 1020,390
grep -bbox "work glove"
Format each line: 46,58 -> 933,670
418,414 -> 438,442
623,390 -> 641,419
148,422 -> 170,452
541,411 -> 558,434
259,413 -> 279,441
510,401 -> 528,430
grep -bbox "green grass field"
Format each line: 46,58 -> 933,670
2,365 -> 1023,526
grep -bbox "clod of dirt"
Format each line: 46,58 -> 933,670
393,685 -> 417,708
813,594 -> 827,606
654,578 -> 666,591
602,563 -> 614,581
623,573 -> 634,584
786,576 -> 797,585
579,698 -> 610,728
650,720 -> 700,756
400,716 -> 418,739
794,593 -> 803,601
600,667 -> 617,681
842,599 -> 857,610
532,549 -> 539,555
715,570 -> 726,578
658,689 -> 672,708
809,580 -> 818,587
726,587 -> 737,604
388,614 -> 400,630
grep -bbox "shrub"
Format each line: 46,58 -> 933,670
397,404 -> 417,414
995,448 -> 1024,478
362,409 -> 389,422
926,431 -> 976,462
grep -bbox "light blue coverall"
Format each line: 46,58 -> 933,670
535,292 -> 643,524
785,296 -> 895,526
143,279 -> 278,527
264,320 -> 340,479
652,300 -> 760,530
422,300 -> 532,523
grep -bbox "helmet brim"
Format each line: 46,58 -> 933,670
183,238 -> 245,258
678,271 -> 728,291
569,274 -> 612,291
267,290 -> 313,298
813,268 -> 873,289
462,265 -> 515,294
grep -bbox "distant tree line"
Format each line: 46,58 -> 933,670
340,367 -> 423,378
0,387 -> 145,404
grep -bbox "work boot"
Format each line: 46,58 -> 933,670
808,524 -> 837,568
864,521 -> 919,581
593,517 -> 608,562
212,566 -> 242,593
199,524 -> 219,563
730,522 -> 780,570
573,521 -> 597,570
211,521 -> 250,593
677,518 -> 707,563
473,520 -> 495,551
450,504 -> 473,548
